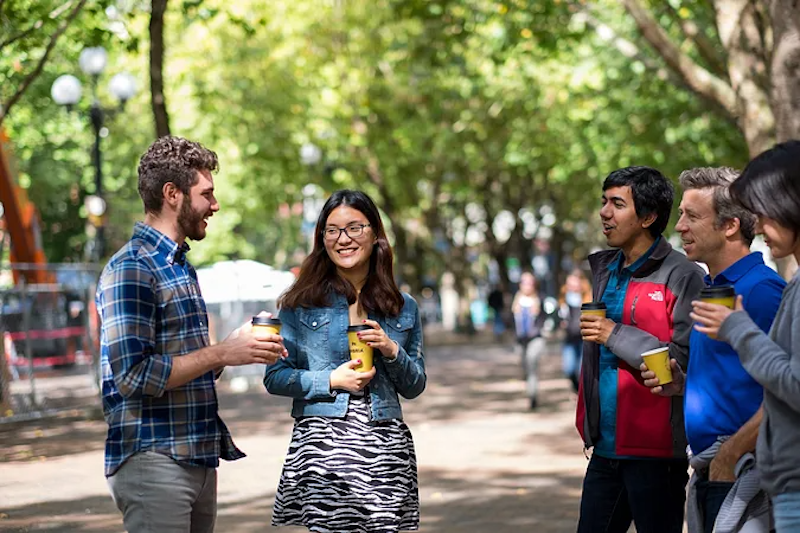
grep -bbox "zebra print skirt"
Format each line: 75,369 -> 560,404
272,396 -> 420,532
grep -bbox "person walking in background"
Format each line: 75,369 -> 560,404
487,285 -> 506,340
97,136 -> 287,532
691,141 -> 800,533
641,167 -> 784,533
512,272 -> 546,410
559,270 -> 591,393
576,166 -> 705,533
264,190 -> 426,533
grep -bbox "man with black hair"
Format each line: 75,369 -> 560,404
576,166 -> 705,533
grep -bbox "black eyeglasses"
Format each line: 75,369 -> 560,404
322,223 -> 372,241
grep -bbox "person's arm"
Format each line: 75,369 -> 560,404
263,307 -> 338,400
718,290 -> 800,412
709,406 -> 763,481
605,269 -> 705,369
166,344 -> 224,389
98,260 -> 285,397
380,302 -> 427,399
98,260 -> 174,398
742,277 -> 786,334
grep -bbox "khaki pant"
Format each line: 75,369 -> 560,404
107,451 -> 217,533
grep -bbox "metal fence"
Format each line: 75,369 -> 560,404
0,263 -> 101,422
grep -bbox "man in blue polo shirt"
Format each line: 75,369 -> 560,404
642,167 -> 785,533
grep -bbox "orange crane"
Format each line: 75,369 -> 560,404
0,128 -> 88,369
0,128 -> 54,285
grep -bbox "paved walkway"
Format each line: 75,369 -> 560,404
0,339 -> 588,532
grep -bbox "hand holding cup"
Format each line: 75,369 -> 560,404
330,359 -> 376,392
639,356 -> 685,396
580,302 -> 613,345
354,319 -> 399,359
691,293 -> 744,340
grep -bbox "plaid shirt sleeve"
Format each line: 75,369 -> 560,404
98,258 -> 174,398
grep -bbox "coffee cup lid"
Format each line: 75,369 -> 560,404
347,324 -> 371,332
252,316 -> 282,326
700,285 -> 736,298
642,346 -> 669,356
581,302 -> 607,310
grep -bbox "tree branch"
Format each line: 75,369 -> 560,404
620,0 -> 739,119
0,19 -> 44,50
662,2 -> 728,77
0,0 -> 75,52
0,0 -> 88,125
572,10 -> 671,79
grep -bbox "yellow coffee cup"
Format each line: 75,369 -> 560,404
641,347 -> 672,385
347,324 -> 374,373
699,286 -> 735,339
700,285 -> 735,309
581,302 -> 607,318
252,316 -> 282,336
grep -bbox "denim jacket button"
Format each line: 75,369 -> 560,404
312,321 -> 317,327
396,323 -> 401,328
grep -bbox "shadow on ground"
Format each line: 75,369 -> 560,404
0,339 -> 587,533
0,466 -> 582,533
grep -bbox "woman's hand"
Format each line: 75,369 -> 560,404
690,295 -> 744,338
358,319 -> 400,359
330,360 -> 377,393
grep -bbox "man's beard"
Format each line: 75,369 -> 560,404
178,195 -> 207,241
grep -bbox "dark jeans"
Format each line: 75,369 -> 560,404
695,472 -> 734,533
577,454 -> 689,533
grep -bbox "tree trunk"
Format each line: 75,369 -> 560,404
149,0 -> 171,138
770,0 -> 800,143
714,0 -> 775,157
491,247 -> 511,293
767,0 -> 800,279
551,225 -> 566,292
390,219 -> 414,286
621,0 -> 798,279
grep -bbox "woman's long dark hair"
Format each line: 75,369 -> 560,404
279,190 -> 404,316
729,140 -> 800,239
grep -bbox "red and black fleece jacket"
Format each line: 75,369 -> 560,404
576,238 -> 705,459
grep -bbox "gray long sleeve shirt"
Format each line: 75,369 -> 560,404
719,269 -> 800,497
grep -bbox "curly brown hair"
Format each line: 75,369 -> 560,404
137,136 -> 219,214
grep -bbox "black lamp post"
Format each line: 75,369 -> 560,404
51,47 -> 137,262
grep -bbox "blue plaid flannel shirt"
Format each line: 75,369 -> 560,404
96,222 -> 244,477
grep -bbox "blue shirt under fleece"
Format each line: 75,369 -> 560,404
595,237 -> 660,459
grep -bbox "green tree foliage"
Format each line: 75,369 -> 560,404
1,0 -> 748,292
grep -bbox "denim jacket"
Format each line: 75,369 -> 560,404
263,292 -> 426,421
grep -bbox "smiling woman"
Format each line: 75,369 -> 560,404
323,209 -> 375,278
264,189 -> 426,533
696,140 -> 800,533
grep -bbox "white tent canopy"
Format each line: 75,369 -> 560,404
196,260 -> 295,304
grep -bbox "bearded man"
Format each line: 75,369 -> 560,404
96,136 -> 286,532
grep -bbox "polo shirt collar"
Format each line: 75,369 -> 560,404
704,251 -> 764,286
